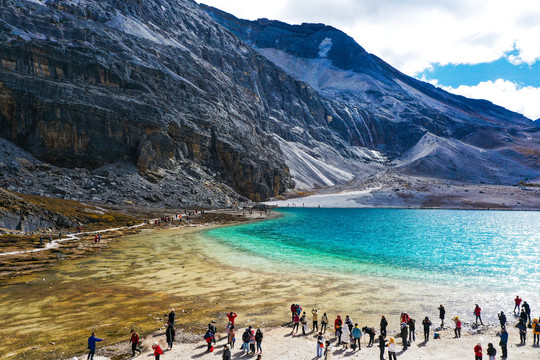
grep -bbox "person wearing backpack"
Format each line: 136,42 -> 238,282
300,312 -> 308,335
321,313 -> 329,334
204,329 -> 214,352
129,329 -> 142,356
532,318 -> 540,345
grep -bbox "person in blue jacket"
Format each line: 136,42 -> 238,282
87,332 -> 103,360
499,328 -> 508,358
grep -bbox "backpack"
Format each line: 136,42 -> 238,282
242,331 -> 250,342
535,323 -> 540,332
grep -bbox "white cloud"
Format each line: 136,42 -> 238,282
199,0 -> 540,74
438,79 -> 540,120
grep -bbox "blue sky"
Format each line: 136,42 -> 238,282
200,0 -> 540,120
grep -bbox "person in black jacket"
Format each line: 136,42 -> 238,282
168,309 -> 175,326
422,317 -> 432,342
222,345 -> 231,360
487,343 -> 497,359
400,322 -> 408,350
522,301 -> 531,324
378,335 -> 386,360
498,311 -> 507,330
438,305 -> 446,327
380,316 -> 388,337
166,322 -> 176,349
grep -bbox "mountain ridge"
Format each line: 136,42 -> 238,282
0,0 -> 538,213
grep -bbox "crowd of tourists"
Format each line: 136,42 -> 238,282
85,295 -> 538,360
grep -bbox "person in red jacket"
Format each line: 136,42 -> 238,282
129,329 -> 142,357
474,343 -> 483,360
227,312 -> 238,325
474,304 -> 484,325
334,315 -> 343,344
514,296 -> 522,314
152,342 -> 163,360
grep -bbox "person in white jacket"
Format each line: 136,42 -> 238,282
341,323 -> 350,349
388,337 -> 397,360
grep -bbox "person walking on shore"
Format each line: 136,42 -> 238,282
400,322 -> 408,350
522,301 -> 531,324
380,315 -> 388,337
407,318 -> 416,342
486,343 -> 496,360
422,317 -> 432,342
152,342 -> 163,360
499,328 -> 508,358
453,316 -> 461,338
129,329 -> 142,357
387,337 -> 397,360
321,313 -> 328,334
377,335 -> 386,360
166,322 -> 176,349
498,311 -> 507,330
316,332 -> 324,358
87,332 -> 103,360
533,318 -> 540,345
255,329 -> 263,353
222,345 -> 231,360
474,304 -> 484,325
474,343 -> 483,360
438,305 -> 446,327
514,296 -> 522,314
517,318 -> 527,344
312,309 -> 319,332
352,323 -> 362,350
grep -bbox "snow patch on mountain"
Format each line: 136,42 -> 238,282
318,37 -> 332,58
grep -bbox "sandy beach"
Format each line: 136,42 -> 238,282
91,321 -> 539,360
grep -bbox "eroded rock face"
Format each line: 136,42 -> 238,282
1,0 -> 359,201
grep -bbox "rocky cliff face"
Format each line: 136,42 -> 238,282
2,0 -> 359,203
0,0 -> 539,210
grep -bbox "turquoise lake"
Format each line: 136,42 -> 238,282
205,208 -> 540,292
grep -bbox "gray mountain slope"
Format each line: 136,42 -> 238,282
202,5 -> 540,186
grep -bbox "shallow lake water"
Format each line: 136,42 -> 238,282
1,209 -> 538,359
